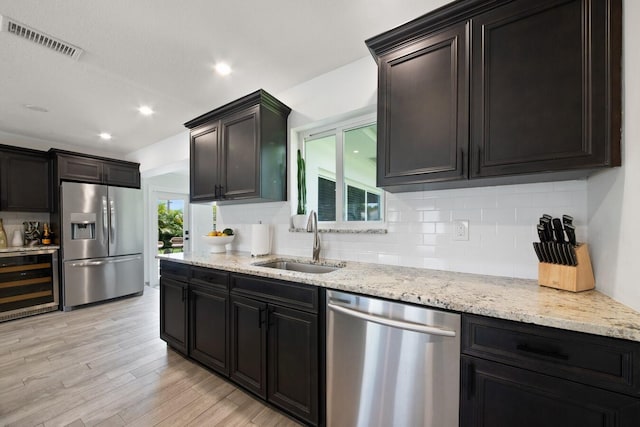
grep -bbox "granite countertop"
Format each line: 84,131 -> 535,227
0,245 -> 60,253
158,251 -> 640,342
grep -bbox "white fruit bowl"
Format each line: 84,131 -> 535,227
202,235 -> 235,253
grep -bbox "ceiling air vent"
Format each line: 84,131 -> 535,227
0,14 -> 83,60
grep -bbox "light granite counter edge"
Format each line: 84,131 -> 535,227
158,252 -> 640,343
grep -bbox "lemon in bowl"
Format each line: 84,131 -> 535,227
203,229 -> 235,253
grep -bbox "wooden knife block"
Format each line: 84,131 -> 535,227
538,243 -> 595,292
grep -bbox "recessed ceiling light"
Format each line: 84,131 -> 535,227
353,150 -> 359,154
138,105 -> 154,116
24,104 -> 48,113
99,132 -> 112,141
214,62 -> 232,76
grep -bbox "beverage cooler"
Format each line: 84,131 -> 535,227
0,249 -> 59,322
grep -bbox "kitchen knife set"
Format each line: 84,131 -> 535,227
533,214 -> 579,266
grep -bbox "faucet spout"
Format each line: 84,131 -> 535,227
306,210 -> 320,262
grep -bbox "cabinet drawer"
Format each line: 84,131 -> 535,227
159,260 -> 189,283
462,314 -> 640,396
190,266 -> 228,291
230,274 -> 318,313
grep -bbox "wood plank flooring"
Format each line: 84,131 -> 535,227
0,288 -> 301,427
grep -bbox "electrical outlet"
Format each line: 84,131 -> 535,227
453,220 -> 469,241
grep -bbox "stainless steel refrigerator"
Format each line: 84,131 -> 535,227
60,181 -> 143,310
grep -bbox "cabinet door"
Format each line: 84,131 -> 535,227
471,0 -> 620,177
267,305 -> 318,425
377,23 -> 468,187
461,356 -> 640,427
230,294 -> 267,398
1,152 -> 50,212
189,286 -> 229,376
57,154 -> 103,184
103,161 -> 140,188
159,277 -> 188,355
220,106 -> 260,200
190,122 -> 220,202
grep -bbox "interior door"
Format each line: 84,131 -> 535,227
108,186 -> 143,256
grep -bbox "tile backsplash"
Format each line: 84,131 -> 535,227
0,212 -> 51,246
216,180 -> 587,280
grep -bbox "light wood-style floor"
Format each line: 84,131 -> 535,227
0,288 -> 301,427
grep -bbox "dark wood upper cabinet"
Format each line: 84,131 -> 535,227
190,122 -> 220,202
377,22 -> 468,188
185,89 -> 291,204
103,160 -> 141,188
56,153 -> 103,184
51,150 -> 140,188
471,0 -> 621,177
0,147 -> 50,212
366,0 -> 621,192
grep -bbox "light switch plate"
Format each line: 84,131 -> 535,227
453,220 -> 469,241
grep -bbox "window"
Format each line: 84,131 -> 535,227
301,116 -> 383,225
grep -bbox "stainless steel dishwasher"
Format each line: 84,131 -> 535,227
326,290 -> 460,427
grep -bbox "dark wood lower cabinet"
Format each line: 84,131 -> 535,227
230,294 -> 267,399
268,305 -> 318,424
461,355 -> 640,427
189,285 -> 229,376
159,276 -> 188,355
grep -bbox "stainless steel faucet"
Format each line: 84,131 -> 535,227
306,210 -> 320,262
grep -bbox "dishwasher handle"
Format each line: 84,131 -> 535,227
328,302 -> 457,337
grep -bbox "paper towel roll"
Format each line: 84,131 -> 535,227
251,223 -> 271,256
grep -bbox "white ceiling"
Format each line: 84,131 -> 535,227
0,0 -> 445,155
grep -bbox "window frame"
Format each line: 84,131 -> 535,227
298,113 -> 386,230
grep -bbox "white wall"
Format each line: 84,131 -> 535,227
586,0 -> 640,312
126,130 -> 190,173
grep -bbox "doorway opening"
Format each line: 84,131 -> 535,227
150,191 -> 189,287
158,198 -> 185,254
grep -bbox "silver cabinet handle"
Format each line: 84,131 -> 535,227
328,302 -> 456,337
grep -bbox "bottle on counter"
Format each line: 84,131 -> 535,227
42,223 -> 51,245
0,218 -> 7,249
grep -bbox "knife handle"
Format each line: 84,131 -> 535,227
537,225 -> 547,242
565,224 -> 577,246
552,218 -> 565,243
562,214 -> 573,226
541,218 -> 553,242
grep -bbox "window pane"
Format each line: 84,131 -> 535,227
346,185 -> 365,221
318,177 -> 336,221
305,135 -> 336,221
367,192 -> 381,221
343,124 -> 382,222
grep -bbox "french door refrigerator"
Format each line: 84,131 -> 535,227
61,181 -> 143,310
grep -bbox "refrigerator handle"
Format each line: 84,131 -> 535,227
109,199 -> 116,246
102,196 -> 109,246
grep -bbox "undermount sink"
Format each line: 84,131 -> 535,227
255,260 -> 344,274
